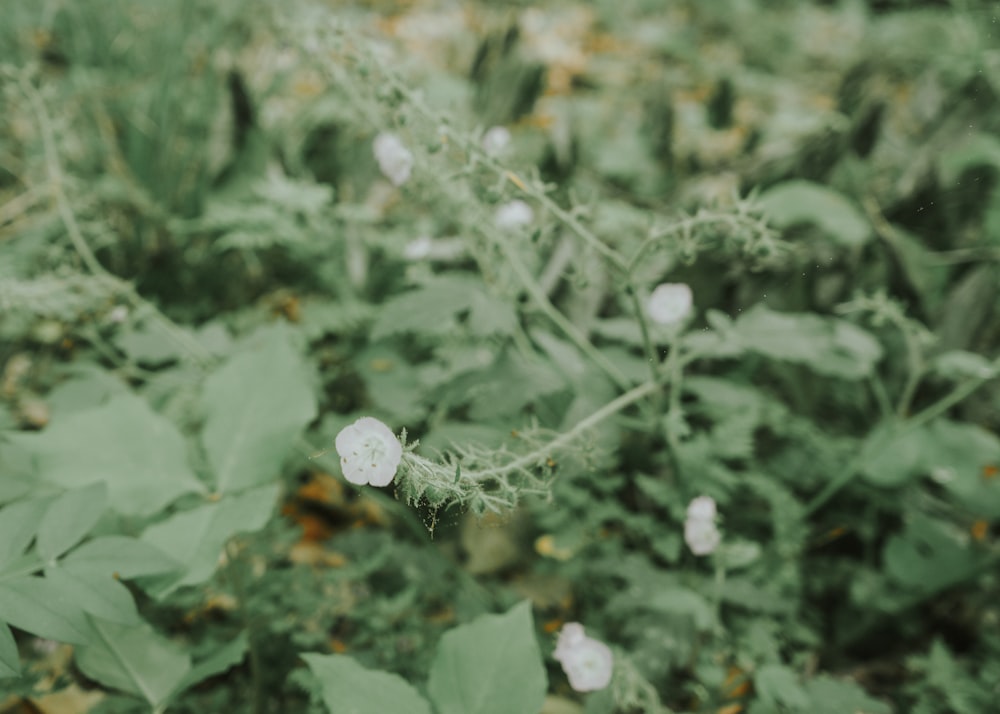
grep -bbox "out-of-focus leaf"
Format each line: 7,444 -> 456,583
0,576 -> 92,644
44,564 -> 140,625
0,497 -> 50,569
302,653 -> 432,714
883,514 -> 981,593
801,675 -> 891,714
0,623 -> 20,678
76,618 -> 191,708
141,484 -> 279,596
938,133 -> 1000,185
37,483 -> 108,562
759,180 -> 871,246
61,536 -> 180,579
7,393 -> 204,516
201,327 -> 317,494
755,664 -> 809,709
169,632 -> 248,702
732,305 -> 882,379
371,275 -> 518,341
931,350 -> 997,381
427,601 -> 547,714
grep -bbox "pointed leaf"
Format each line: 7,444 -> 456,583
7,393 -> 203,516
201,328 -> 317,493
0,498 -> 50,569
77,617 -> 191,707
0,622 -> 20,678
0,575 -> 92,644
302,653 -> 432,714
427,601 -> 547,714
141,485 -> 279,595
38,483 -> 108,562
45,565 -> 140,625
759,180 -> 871,247
169,632 -> 248,702
62,536 -> 180,579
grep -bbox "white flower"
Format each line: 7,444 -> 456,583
403,235 -> 434,260
553,622 -> 613,692
335,417 -> 402,487
373,132 -> 414,187
495,200 -> 534,231
481,125 -> 512,156
686,495 -> 717,521
107,305 -> 129,324
646,283 -> 693,327
684,495 -> 721,556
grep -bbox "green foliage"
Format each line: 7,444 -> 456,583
1,0 -> 999,713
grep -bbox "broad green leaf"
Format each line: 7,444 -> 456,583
169,632 -> 248,702
76,618 -> 191,708
61,536 -> 180,579
0,575 -> 92,644
732,305 -> 882,379
7,393 -> 204,516
37,483 -> 108,562
141,484 -> 279,595
45,565 -> 140,625
371,275 -> 518,341
858,422 -> 927,488
932,350 -> 997,381
201,328 -> 317,493
755,664 -> 809,709
883,514 -> 982,594
0,441 -> 35,504
115,321 -> 185,365
0,497 -> 50,569
302,653 -> 432,714
802,675 -> 891,714
427,601 -> 547,714
758,180 -> 871,247
0,622 -> 19,678
938,133 -> 1000,185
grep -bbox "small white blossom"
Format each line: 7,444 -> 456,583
335,417 -> 402,487
373,132 -> 414,187
553,622 -> 613,692
646,283 -> 693,327
495,200 -> 534,231
403,235 -> 434,260
684,495 -> 721,556
481,125 -> 512,156
686,495 -> 717,521
108,305 -> 129,324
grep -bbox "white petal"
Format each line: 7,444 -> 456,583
647,283 -> 693,326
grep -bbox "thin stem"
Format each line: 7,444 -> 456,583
19,71 -> 212,367
493,228 -> 633,393
465,380 -> 659,481
224,540 -> 266,714
804,354 -> 1000,516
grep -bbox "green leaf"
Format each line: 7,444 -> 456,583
37,483 -> 108,562
758,180 -> 871,247
883,514 -> 982,594
732,305 -> 882,379
302,652 -> 432,714
76,617 -> 191,708
0,575 -> 93,644
7,393 -> 204,516
0,497 -> 50,570
755,664 -> 809,709
201,328 -> 317,493
427,601 -> 547,714
858,422 -> 927,488
938,133 -> 1000,185
371,275 -> 518,341
802,675 -> 891,714
44,565 -> 140,625
141,484 -> 279,595
0,622 -> 20,678
61,536 -> 180,579
169,632 -> 248,702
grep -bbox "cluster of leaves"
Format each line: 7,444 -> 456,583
2,0 -> 1000,713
